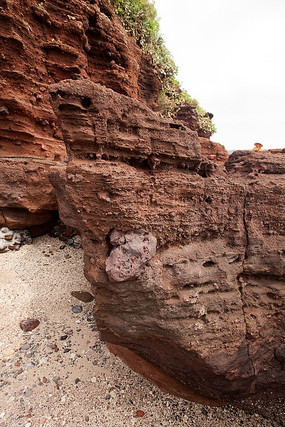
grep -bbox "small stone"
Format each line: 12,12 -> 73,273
73,243 -> 81,249
71,291 -> 94,303
4,234 -> 13,241
20,318 -> 40,332
201,407 -> 208,416
75,378 -> 81,384
63,348 -> 71,353
136,410 -> 145,418
60,245 -> 66,250
25,389 -> 33,397
72,305 -> 82,313
21,344 -> 31,351
60,335 -> 68,340
0,106 -> 9,115
85,415 -> 89,422
0,241 -> 8,252
52,376 -> 62,386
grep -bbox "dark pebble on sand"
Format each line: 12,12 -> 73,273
72,305 -> 82,313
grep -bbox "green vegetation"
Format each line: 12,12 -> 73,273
110,0 -> 216,135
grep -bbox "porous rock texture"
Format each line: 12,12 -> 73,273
175,106 -> 228,164
49,79 -> 285,409
0,157 -> 59,229
0,0 -> 160,228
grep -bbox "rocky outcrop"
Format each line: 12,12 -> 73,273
0,0 -> 160,228
199,137 -> 229,164
49,79 -> 285,408
175,107 -> 228,164
0,157 -> 60,229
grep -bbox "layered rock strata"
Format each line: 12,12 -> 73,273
0,0 -> 160,227
0,157 -> 59,229
175,107 -> 228,164
49,79 -> 285,407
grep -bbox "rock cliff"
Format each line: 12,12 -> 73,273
0,0 -> 160,228
49,79 -> 285,408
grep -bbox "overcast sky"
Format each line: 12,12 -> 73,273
154,0 -> 285,150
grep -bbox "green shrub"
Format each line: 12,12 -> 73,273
110,0 -> 216,135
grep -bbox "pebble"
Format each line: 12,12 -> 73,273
72,305 -> 82,313
52,376 -> 62,386
60,335 -> 68,340
20,319 -> 40,332
25,389 -> 33,397
71,291 -> 94,303
21,344 -> 31,351
0,228 -> 32,253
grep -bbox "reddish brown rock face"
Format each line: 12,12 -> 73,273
0,158 -> 59,229
175,108 -> 228,164
199,137 -> 229,164
0,0 -> 160,228
49,79 -> 285,407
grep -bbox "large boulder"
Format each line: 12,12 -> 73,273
49,79 -> 285,409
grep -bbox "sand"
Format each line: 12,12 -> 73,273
0,235 -> 280,426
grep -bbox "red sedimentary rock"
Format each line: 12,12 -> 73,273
199,137 -> 229,164
49,79 -> 285,410
175,107 -> 228,164
0,0 -> 160,228
20,318 -> 40,332
0,158 -> 59,228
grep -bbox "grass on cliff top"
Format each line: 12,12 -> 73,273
110,0 -> 216,135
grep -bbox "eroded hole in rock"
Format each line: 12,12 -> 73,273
88,14 -> 98,29
203,260 -> 216,267
100,4 -> 112,19
81,97 -> 92,109
58,90 -> 66,98
51,92 -> 58,101
267,292 -> 278,300
169,123 -> 185,130
182,283 -> 192,290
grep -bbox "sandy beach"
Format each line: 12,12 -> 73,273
0,236 -> 280,426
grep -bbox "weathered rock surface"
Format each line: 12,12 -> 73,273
175,107 -> 228,164
106,229 -> 157,282
49,80 -> 285,407
199,137 -> 229,164
0,158 -> 60,229
0,0 -> 160,227
0,0 -> 160,158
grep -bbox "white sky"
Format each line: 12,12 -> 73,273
154,0 -> 285,150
